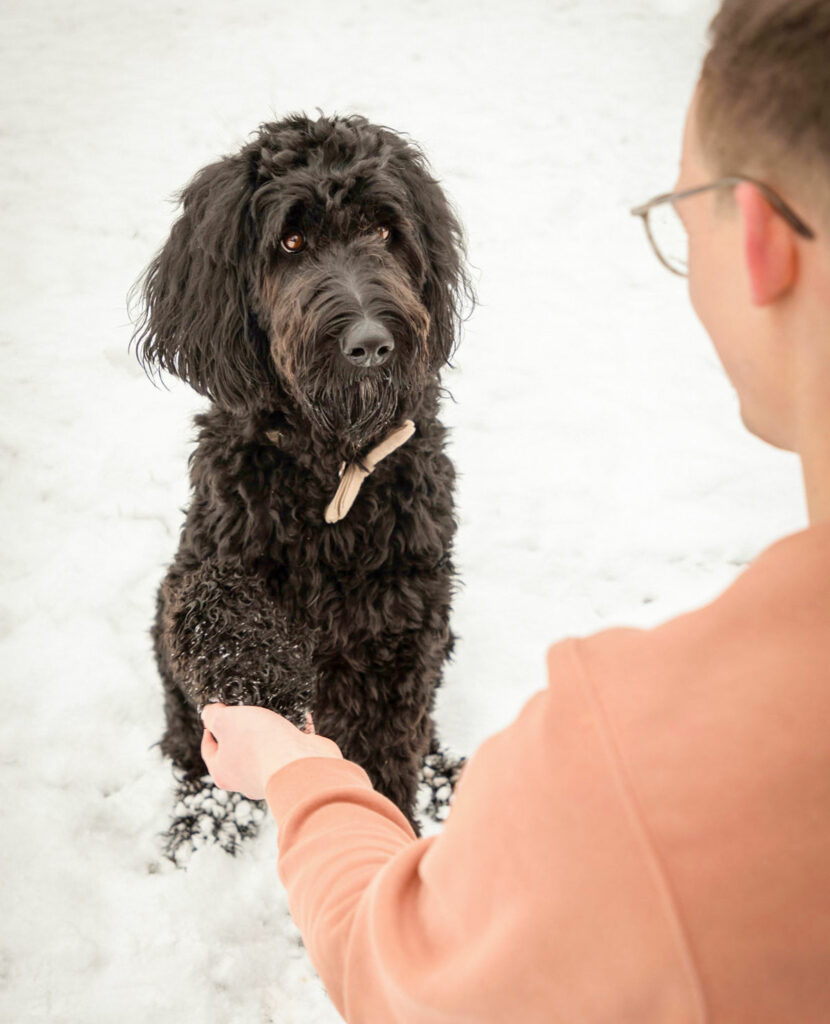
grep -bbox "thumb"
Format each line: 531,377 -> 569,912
201,701 -> 227,737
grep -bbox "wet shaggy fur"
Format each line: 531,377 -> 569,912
129,112 -> 473,857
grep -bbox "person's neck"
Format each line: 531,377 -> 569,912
800,444 -> 830,526
791,291 -> 830,526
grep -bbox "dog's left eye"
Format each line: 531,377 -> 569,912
280,231 -> 305,254
375,225 -> 391,242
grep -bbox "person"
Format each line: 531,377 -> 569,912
200,1 -> 830,1019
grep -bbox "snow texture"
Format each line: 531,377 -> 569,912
0,0 -> 806,1021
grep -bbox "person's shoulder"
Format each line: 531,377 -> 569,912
545,521 -> 830,773
555,520 -> 830,683
716,519 -> 830,623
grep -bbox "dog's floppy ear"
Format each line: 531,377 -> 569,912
387,141 -> 475,370
129,153 -> 273,410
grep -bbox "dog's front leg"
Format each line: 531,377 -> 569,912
153,558 -> 317,780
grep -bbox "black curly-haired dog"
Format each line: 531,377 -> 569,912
130,112 -> 473,861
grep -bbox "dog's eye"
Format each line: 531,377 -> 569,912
280,231 -> 305,254
376,225 -> 391,242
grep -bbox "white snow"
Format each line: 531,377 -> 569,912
0,0 -> 807,1021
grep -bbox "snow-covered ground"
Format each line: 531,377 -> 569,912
0,1 -> 808,1021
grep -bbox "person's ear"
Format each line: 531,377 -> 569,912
734,181 -> 798,306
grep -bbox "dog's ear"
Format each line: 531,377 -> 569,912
129,153 -> 274,410
387,142 -> 475,370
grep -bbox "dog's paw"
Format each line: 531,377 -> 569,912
417,746 -> 467,824
160,770 -> 267,868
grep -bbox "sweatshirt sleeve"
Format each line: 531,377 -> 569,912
264,638 -> 702,1024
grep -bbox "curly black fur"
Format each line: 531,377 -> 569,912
130,112 -> 474,856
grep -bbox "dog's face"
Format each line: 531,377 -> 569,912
131,114 -> 471,449
250,116 -> 439,444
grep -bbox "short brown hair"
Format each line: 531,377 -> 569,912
698,0 -> 830,216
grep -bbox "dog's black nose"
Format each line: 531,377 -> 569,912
339,318 -> 395,368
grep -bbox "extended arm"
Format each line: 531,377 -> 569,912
264,638 -> 694,1023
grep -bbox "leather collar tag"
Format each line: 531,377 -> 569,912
324,419 -> 416,523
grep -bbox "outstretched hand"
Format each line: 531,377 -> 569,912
201,702 -> 344,800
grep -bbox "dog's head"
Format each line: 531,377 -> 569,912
130,113 -> 472,447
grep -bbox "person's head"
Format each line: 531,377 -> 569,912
639,0 -> 830,462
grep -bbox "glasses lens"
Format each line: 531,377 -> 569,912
645,202 -> 688,276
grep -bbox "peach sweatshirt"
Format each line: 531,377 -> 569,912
265,522 -> 830,1023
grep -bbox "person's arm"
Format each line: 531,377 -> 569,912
265,757 -> 422,1017
261,638 -> 700,1023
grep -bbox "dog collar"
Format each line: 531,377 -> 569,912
266,419 -> 417,523
324,419 -> 416,523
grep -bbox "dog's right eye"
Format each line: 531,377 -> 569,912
280,231 -> 306,254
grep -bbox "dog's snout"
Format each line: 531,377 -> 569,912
339,318 -> 395,368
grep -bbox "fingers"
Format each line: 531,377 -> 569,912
200,701 -> 227,735
201,726 -> 218,765
203,701 -> 312,733
200,704 -> 224,777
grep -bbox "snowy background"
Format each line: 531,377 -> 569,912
0,0 -> 808,1021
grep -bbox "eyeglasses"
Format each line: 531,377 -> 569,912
630,175 -> 816,277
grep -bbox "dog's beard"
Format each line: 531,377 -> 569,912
299,366 -> 406,449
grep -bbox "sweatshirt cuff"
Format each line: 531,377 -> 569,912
264,756 -> 381,829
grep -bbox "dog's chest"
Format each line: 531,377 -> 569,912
194,433 -> 453,565
184,424 -> 456,638
268,449 -> 455,631
274,452 -> 450,563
